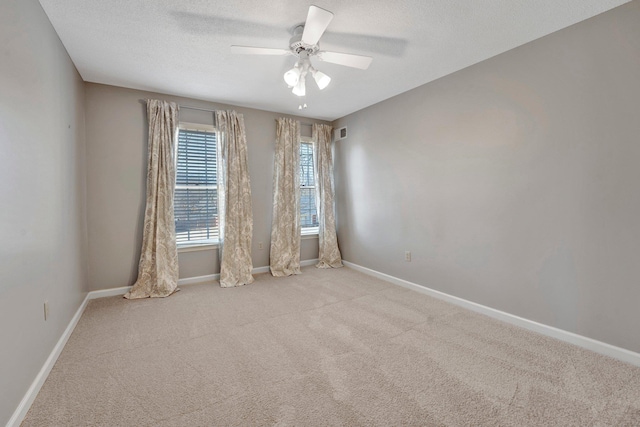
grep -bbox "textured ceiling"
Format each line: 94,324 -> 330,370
39,0 -> 629,121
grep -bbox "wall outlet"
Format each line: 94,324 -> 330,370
258,242 -> 264,250
405,251 -> 411,262
44,301 -> 49,321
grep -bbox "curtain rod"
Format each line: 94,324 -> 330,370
138,99 -> 215,113
180,104 -> 216,113
140,99 -> 315,125
274,118 -> 314,127
181,105 -> 314,125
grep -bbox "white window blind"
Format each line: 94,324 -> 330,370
300,141 -> 318,230
174,126 -> 218,245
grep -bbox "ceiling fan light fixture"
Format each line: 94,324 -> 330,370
292,75 -> 306,96
311,69 -> 331,90
231,5 -> 374,102
283,66 -> 300,87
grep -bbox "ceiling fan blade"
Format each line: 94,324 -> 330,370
301,5 -> 334,46
230,46 -> 290,56
317,51 -> 373,70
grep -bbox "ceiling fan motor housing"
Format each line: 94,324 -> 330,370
289,25 -> 319,56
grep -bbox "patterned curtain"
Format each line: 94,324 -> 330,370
125,100 -> 180,299
216,110 -> 254,288
270,118 -> 301,276
313,123 -> 343,268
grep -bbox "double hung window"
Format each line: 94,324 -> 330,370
174,123 -> 219,246
300,139 -> 319,234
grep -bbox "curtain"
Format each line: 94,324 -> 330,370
313,123 -> 343,268
270,118 -> 301,276
216,110 -> 254,288
125,100 -> 180,299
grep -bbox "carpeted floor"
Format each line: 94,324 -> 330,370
22,266 -> 640,426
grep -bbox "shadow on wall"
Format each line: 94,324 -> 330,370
130,101 -> 149,286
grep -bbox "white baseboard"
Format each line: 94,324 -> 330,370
6,293 -> 91,427
300,258 -> 319,267
87,286 -> 132,299
253,266 -> 270,274
178,274 -> 219,286
342,261 -> 640,367
176,259 -> 319,285
85,278 -> 220,298
86,259 -> 321,298
185,260 -> 319,278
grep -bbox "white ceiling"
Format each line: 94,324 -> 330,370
39,0 -> 629,121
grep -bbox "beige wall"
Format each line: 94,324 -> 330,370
0,0 -> 88,423
85,83 -> 324,290
333,1 -> 640,353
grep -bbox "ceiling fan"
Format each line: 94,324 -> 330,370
231,5 -> 373,98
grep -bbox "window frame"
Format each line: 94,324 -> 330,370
174,122 -> 220,251
300,136 -> 319,236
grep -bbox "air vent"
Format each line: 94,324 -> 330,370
334,126 -> 347,141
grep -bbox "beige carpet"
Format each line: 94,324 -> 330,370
22,266 -> 640,426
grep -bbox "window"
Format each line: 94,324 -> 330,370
174,123 -> 218,246
300,140 -> 318,234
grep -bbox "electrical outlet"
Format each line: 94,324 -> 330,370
258,242 -> 264,250
405,251 -> 411,262
44,301 -> 49,321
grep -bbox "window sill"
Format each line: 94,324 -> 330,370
301,230 -> 319,240
178,243 -> 219,253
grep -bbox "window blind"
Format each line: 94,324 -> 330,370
300,142 -> 319,228
175,128 -> 219,244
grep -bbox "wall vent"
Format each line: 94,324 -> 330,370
334,126 -> 348,141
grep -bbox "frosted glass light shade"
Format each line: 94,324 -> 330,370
313,70 -> 331,90
292,76 -> 306,96
283,68 -> 300,87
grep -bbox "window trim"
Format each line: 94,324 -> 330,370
178,122 -> 216,133
177,241 -> 219,253
300,136 -> 319,235
175,122 -> 220,248
301,227 -> 319,236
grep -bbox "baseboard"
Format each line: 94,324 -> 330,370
178,274 -> 219,286
253,266 -> 270,274
300,258 -> 319,267
85,259 -> 321,299
342,261 -> 640,367
6,293 -> 91,427
179,259 -> 319,283
182,260 -> 319,278
87,286 -> 132,299
88,275 -> 222,294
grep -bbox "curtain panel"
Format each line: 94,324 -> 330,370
216,110 -> 254,288
313,123 -> 343,268
125,100 -> 180,299
270,117 -> 301,276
